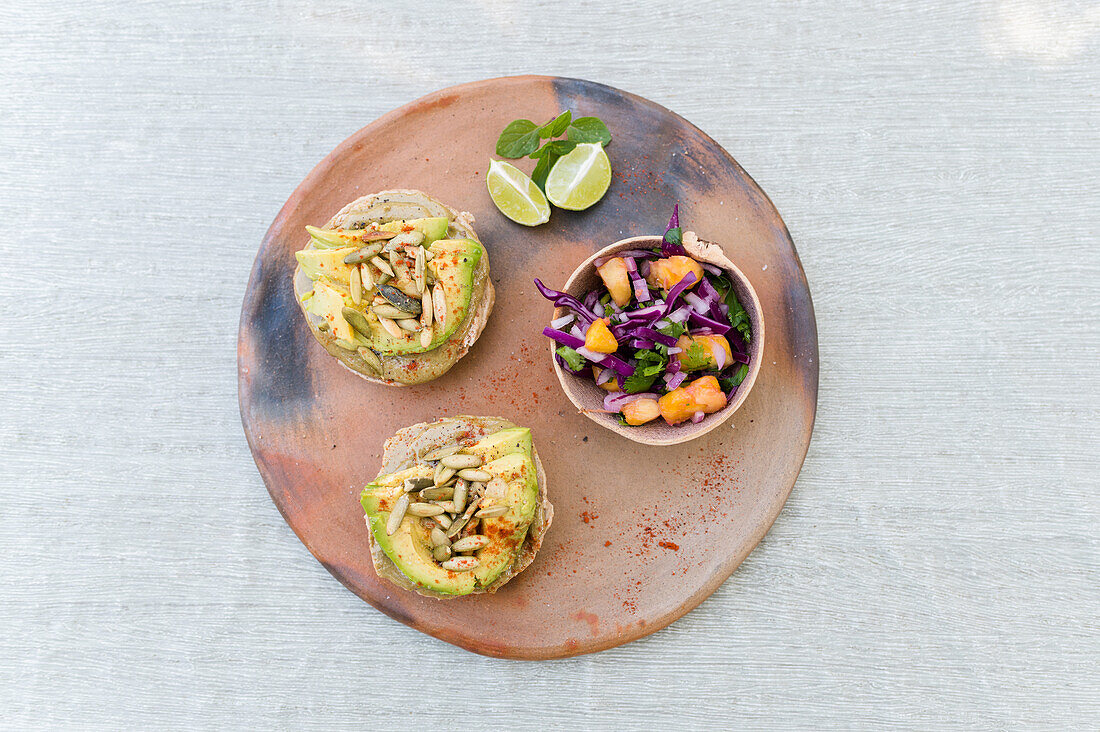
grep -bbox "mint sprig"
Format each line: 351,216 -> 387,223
495,111 -> 612,191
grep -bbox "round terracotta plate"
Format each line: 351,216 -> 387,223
238,76 -> 818,659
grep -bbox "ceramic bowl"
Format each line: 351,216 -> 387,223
549,234 -> 765,445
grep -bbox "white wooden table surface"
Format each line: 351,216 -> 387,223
2,1 -> 1097,729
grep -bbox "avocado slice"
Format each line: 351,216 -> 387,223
361,466 -> 477,596
366,238 -> 482,355
472,452 -> 540,586
296,247 -> 356,283
464,427 -> 532,463
378,216 -> 449,244
303,278 -> 355,343
305,225 -> 365,249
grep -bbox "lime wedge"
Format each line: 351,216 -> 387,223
486,159 -> 551,226
545,142 -> 611,211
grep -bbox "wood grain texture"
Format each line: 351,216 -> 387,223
0,0 -> 1097,728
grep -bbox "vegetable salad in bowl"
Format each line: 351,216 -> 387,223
537,206 -> 759,433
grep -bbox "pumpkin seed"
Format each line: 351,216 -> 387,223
433,513 -> 452,529
343,243 -> 384,264
408,502 -> 444,517
421,443 -> 460,462
396,318 -> 419,332
419,326 -> 433,349
316,321 -> 329,332
386,493 -> 410,536
432,283 -> 447,327
434,500 -> 457,514
414,247 -> 426,292
451,535 -> 489,552
379,284 -> 422,315
475,505 -> 509,519
378,317 -> 403,338
485,477 -> 508,499
370,303 -> 409,320
376,272 -> 392,286
349,266 -> 362,304
434,465 -> 456,486
453,480 -> 468,514
440,454 -> 482,470
441,556 -> 478,571
445,515 -> 470,538
430,527 -> 451,547
360,263 -> 374,290
357,347 -> 382,373
391,230 -> 425,247
432,545 -> 452,562
393,278 -> 421,299
418,486 -> 454,501
457,468 -> 491,483
360,230 -> 399,242
404,477 -> 433,492
370,256 -> 395,277
341,307 -> 372,336
420,291 -> 433,328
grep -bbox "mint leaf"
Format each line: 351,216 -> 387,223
566,116 -> 612,145
556,345 -> 587,371
529,146 -> 558,191
539,111 -> 572,138
496,119 -> 541,158
540,139 -> 577,156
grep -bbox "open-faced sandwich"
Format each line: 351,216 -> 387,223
294,190 -> 494,385
360,416 -> 552,598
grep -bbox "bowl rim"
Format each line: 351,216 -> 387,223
548,234 -> 765,446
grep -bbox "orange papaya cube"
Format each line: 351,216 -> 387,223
621,398 -> 661,425
592,366 -> 620,392
685,375 -> 727,414
645,256 -> 703,292
596,257 -> 632,308
584,318 -> 619,354
657,387 -> 698,425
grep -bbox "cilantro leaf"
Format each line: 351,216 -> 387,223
713,274 -> 752,343
718,364 -> 750,393
556,346 -> 587,371
622,349 -> 667,393
566,116 -> 612,145
657,320 -> 686,339
496,119 -> 541,158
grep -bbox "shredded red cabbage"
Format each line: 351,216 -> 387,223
624,257 -> 651,302
594,249 -> 660,267
534,278 -> 598,324
543,327 -> 585,349
603,391 -> 657,411
662,204 -> 686,257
